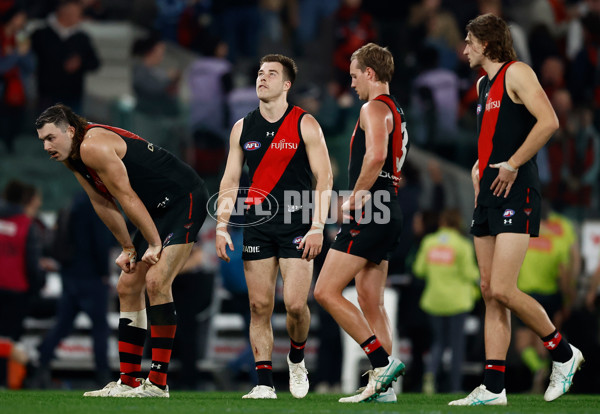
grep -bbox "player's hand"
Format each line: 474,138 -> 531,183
489,161 -> 518,198
142,244 -> 162,266
341,191 -> 371,212
216,224 -> 234,263
299,225 -> 324,261
471,161 -> 480,207
116,246 -> 137,273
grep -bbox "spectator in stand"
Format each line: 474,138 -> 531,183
411,46 -> 460,157
539,56 -> 566,104
0,6 -> 34,153
413,208 -> 479,393
131,33 -> 181,117
31,0 -> 100,113
210,0 -> 260,63
331,0 -> 376,97
547,103 -> 600,221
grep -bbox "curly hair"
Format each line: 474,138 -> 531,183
466,13 -> 516,62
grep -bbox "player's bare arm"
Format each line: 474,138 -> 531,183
298,114 -> 333,261
490,62 -> 559,198
79,128 -> 162,266
471,159 -> 480,207
71,167 -> 137,273
216,119 -> 245,263
343,100 -> 391,211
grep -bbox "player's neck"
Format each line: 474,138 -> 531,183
367,83 -> 389,101
483,60 -> 507,80
259,97 -> 289,123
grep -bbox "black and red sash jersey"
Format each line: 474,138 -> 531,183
348,94 -> 409,196
476,61 -> 539,207
240,105 -> 311,214
68,123 -> 203,212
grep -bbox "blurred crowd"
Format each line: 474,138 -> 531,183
1,0 -> 600,395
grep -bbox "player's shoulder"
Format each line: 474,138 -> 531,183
505,61 -> 537,82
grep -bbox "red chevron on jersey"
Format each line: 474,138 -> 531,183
86,123 -> 146,142
375,95 -> 406,185
478,61 -> 514,179
246,106 -> 305,205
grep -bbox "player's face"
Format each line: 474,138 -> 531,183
350,59 -> 368,101
464,32 -> 485,68
256,61 -> 289,101
37,122 -> 74,162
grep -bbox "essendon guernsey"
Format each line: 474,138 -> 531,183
476,61 -> 539,207
348,94 -> 409,195
67,123 -> 202,211
240,105 -> 312,213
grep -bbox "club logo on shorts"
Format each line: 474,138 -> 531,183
184,222 -> 193,229
162,232 -> 174,248
524,208 -> 532,216
503,209 -> 515,218
244,141 -> 261,151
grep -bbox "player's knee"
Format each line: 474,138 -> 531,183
249,298 -> 273,317
480,282 -> 492,302
285,301 -> 307,319
489,287 -> 511,307
313,285 -> 329,309
116,277 -> 141,298
145,276 -> 170,299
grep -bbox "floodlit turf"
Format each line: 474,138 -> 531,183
1,391 -> 598,414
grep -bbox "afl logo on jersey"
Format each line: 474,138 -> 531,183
293,236 -> 303,245
476,104 -> 482,115
244,141 -> 261,151
503,209 -> 515,218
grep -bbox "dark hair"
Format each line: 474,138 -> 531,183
259,54 -> 297,85
131,33 -> 162,57
3,179 -> 37,205
351,43 -> 394,83
35,104 -> 89,157
466,13 -> 517,62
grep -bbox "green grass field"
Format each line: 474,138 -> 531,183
1,391 -> 598,414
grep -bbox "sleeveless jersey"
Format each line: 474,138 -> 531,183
0,213 -> 32,292
240,105 -> 311,213
348,94 -> 409,195
476,61 -> 539,207
68,123 -> 203,212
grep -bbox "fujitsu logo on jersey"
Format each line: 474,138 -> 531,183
486,100 -> 500,111
270,139 -> 297,150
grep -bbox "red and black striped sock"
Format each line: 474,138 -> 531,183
360,335 -> 389,368
148,302 -> 177,390
118,312 -> 147,388
542,330 -> 573,363
483,360 -> 505,394
289,338 -> 306,363
256,360 -> 274,387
